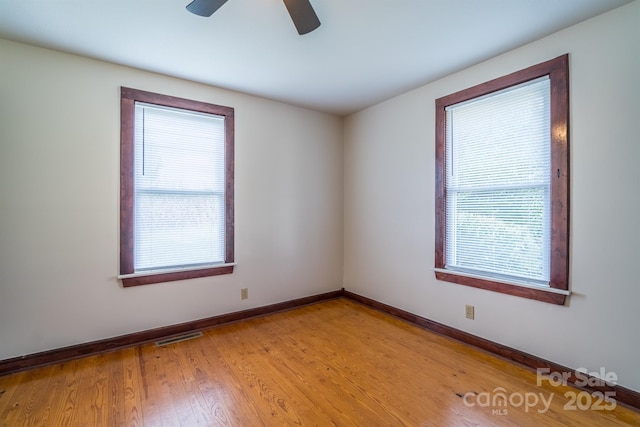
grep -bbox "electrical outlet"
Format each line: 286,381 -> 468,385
465,305 -> 475,320
241,288 -> 249,300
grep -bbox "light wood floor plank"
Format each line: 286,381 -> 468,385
1,298 -> 638,426
137,344 -> 184,426
0,370 -> 24,418
49,358 -> 84,427
122,348 -> 144,427
71,352 -> 111,427
200,331 -> 268,425
0,366 -> 53,427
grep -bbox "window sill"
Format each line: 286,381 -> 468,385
434,268 -> 569,305
119,263 -> 236,287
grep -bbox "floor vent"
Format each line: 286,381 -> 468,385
155,331 -> 203,347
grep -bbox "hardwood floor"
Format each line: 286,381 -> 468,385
1,298 -> 638,426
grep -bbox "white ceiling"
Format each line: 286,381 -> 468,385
0,0 -> 631,115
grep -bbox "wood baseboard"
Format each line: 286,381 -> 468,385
0,289 -> 344,377
343,289 -> 640,411
2,287 -> 637,411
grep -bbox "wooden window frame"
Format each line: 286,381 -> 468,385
119,87 -> 235,287
434,55 -> 569,305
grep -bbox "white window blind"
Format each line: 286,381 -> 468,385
445,77 -> 551,286
134,102 -> 226,272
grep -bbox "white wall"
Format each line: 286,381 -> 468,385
0,39 -> 343,360
344,1 -> 640,392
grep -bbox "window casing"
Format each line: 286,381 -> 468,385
434,55 -> 569,305
120,88 -> 234,287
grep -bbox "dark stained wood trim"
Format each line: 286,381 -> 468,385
436,55 -> 568,107
435,271 -> 566,305
434,95 -> 446,270
119,93 -> 135,275
224,109 -> 235,264
120,87 -> 234,117
119,87 -> 235,286
2,289 -> 638,410
549,56 -> 570,292
343,290 -> 640,411
434,54 -> 570,304
121,265 -> 234,287
0,290 -> 344,377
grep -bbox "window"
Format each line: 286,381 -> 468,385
119,87 -> 234,287
434,55 -> 569,304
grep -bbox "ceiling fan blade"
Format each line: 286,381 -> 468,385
186,0 -> 229,17
282,0 -> 321,35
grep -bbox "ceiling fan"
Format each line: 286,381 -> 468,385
186,0 -> 321,35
